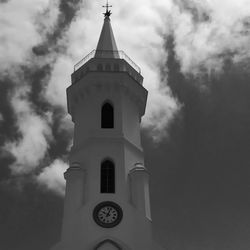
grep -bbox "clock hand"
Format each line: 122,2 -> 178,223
106,207 -> 112,217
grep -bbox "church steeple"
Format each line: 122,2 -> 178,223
95,2 -> 119,58
51,5 -> 165,250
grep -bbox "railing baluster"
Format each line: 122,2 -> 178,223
74,50 -> 141,74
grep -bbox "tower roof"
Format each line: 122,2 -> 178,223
95,15 -> 119,58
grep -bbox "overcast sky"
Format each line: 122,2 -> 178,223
0,0 -> 250,250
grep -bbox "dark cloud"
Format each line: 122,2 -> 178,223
23,64 -> 52,114
30,0 -> 83,113
0,78 -> 20,144
0,0 -> 82,135
58,0 -> 82,29
241,16 -> 250,36
0,3 -> 81,248
33,0 -> 83,56
173,0 -> 211,23
0,0 -> 82,163
144,34 -> 250,250
1,2 -> 250,250
0,180 -> 63,250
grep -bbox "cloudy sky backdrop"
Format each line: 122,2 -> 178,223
0,0 -> 250,250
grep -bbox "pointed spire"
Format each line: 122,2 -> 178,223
95,2 -> 119,58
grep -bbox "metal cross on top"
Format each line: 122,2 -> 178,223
102,0 -> 112,17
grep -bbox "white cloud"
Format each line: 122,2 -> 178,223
36,159 -> 68,196
2,0 -> 250,145
4,86 -> 53,174
45,55 -> 74,107
142,85 -> 181,142
0,0 -> 61,176
36,0 -> 60,34
170,0 -> 250,73
0,0 -> 59,72
2,0 -> 250,194
111,0 -> 179,142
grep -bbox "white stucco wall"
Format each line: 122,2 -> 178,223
52,61 -> 165,250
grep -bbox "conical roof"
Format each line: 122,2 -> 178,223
95,16 -> 119,58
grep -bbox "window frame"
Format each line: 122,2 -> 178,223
101,101 -> 114,129
100,159 -> 115,194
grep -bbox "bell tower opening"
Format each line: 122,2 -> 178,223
101,102 -> 114,128
101,159 -> 115,193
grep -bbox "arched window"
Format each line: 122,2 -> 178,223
97,64 -> 103,71
101,160 -> 115,193
101,102 -> 114,128
95,239 -> 121,250
114,63 -> 119,72
105,64 -> 111,71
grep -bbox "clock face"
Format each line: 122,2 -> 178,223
93,201 -> 123,228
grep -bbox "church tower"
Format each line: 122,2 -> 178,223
52,5 -> 164,250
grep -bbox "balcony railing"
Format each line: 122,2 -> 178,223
74,49 -> 141,74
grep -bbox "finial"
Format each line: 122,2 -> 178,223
102,0 -> 112,17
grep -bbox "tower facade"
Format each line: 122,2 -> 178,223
52,10 -> 164,250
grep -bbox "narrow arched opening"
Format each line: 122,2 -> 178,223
101,160 -> 115,193
101,102 -> 114,128
114,63 -> 119,71
97,64 -> 103,71
95,239 -> 121,250
105,64 -> 111,71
